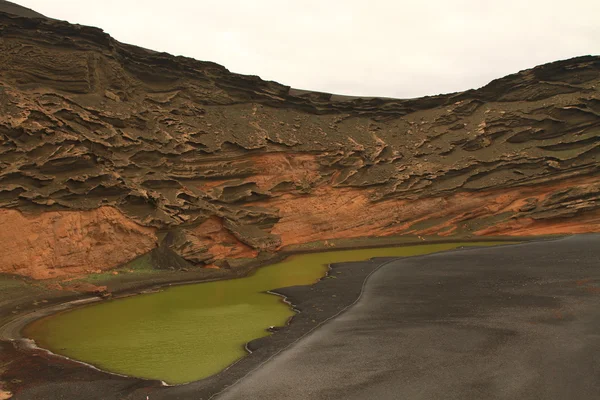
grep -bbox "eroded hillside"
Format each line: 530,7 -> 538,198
1,9 -> 599,279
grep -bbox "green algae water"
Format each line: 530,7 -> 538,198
24,242 -> 505,384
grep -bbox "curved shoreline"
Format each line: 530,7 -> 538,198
0,238 -> 550,399
209,257 -> 399,400
214,234 -> 600,400
0,236 -> 533,342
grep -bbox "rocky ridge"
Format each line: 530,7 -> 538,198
0,6 -> 599,279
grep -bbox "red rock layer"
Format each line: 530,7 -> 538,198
257,175 -> 600,247
0,207 -> 157,279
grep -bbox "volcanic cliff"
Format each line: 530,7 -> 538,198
1,3 -> 599,280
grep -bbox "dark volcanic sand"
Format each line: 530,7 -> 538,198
217,235 -> 600,400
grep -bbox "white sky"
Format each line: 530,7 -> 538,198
14,0 -> 600,98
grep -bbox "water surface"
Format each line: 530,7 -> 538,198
24,242 -> 504,384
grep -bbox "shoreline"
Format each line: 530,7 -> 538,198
212,234 -> 600,399
0,235 -> 536,342
0,237 -> 555,399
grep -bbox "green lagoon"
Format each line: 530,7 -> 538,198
24,242 -> 505,384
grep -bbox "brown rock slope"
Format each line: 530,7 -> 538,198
0,10 -> 599,279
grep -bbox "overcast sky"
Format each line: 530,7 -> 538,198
14,0 -> 600,98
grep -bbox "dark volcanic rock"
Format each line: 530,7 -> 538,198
0,9 -> 599,279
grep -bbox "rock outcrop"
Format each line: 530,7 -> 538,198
0,207 -> 157,279
0,7 -> 599,279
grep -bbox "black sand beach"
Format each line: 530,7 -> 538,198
216,235 -> 600,400
3,236 -> 600,399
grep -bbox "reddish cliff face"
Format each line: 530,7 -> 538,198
0,9 -> 598,280
0,207 -> 157,279
258,175 -> 600,246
